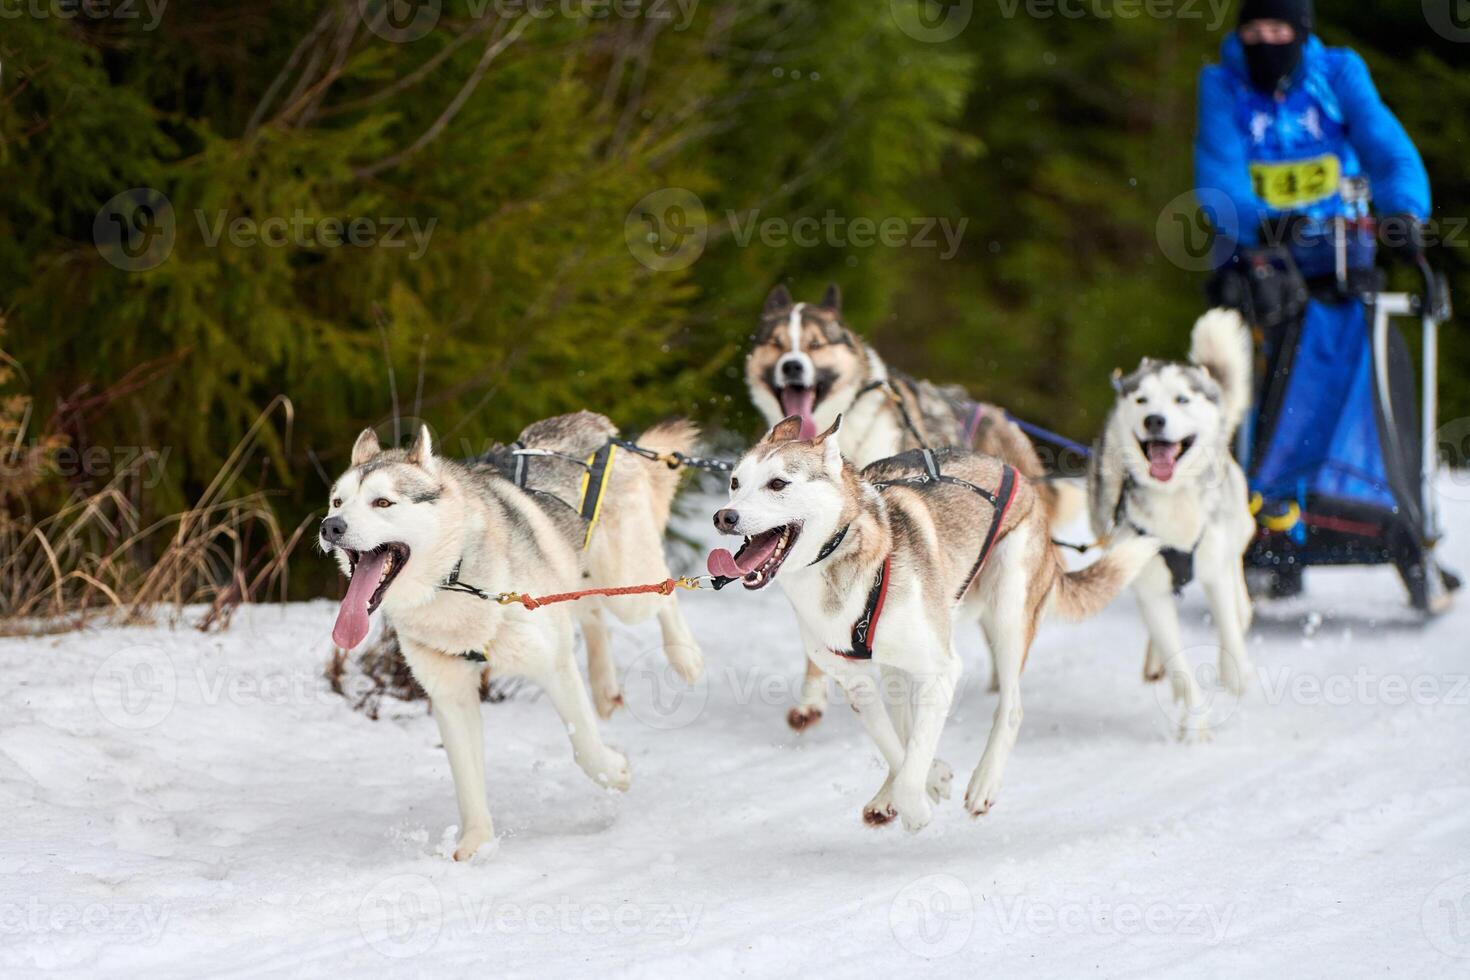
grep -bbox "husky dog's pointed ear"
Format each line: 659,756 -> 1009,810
406,424 -> 437,472
821,283 -> 841,312
764,415 -> 805,444
351,428 -> 382,466
1110,368 -> 1124,394
764,284 -> 793,315
817,414 -> 843,467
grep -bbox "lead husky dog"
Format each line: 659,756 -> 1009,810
745,284 -> 1080,729
321,414 -> 698,860
1088,309 -> 1256,738
711,417 -> 1156,829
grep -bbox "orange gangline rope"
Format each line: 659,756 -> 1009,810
502,577 -> 693,611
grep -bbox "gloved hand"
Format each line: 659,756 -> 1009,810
1380,213 -> 1425,264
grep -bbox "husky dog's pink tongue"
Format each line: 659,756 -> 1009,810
332,550 -> 390,650
707,529 -> 784,580
1147,441 -> 1182,482
779,387 -> 818,440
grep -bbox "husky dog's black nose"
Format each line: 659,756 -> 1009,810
780,359 -> 805,381
320,516 -> 348,544
1143,414 -> 1167,436
714,508 -> 740,532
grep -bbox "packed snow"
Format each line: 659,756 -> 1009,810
3,478 -> 1470,978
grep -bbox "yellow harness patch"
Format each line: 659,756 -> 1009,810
1250,154 -> 1342,210
577,443 -> 617,550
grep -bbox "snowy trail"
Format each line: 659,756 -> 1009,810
3,485 -> 1469,977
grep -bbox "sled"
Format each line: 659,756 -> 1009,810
1237,209 -> 1459,614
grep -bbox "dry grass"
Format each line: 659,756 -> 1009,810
0,396 -> 309,635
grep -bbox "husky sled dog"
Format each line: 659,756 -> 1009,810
745,283 -> 1079,729
321,413 -> 699,860
1088,309 -> 1256,737
710,417 -> 1156,829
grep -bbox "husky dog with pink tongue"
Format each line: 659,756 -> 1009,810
321,414 -> 699,860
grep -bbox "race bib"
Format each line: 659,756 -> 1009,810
1250,155 -> 1342,210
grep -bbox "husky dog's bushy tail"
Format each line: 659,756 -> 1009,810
1049,537 -> 1161,621
632,419 -> 700,527
1189,308 -> 1253,433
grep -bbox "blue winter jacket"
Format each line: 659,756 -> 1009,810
1194,34 -> 1430,248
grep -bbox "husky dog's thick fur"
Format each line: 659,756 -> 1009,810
746,285 -> 1052,478
321,413 -> 699,860
711,417 -> 1156,829
1088,309 -> 1256,738
745,284 -> 1079,729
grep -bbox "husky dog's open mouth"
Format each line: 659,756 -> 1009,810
1139,437 -> 1196,483
707,523 -> 802,590
332,542 -> 410,649
773,378 -> 833,441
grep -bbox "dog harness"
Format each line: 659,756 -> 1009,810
826,450 -> 1018,661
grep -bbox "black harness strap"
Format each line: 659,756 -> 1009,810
861,451 -> 1019,626
858,379 -> 930,451
811,524 -> 850,565
439,560 -> 492,601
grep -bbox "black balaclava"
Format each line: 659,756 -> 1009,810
1238,0 -> 1313,94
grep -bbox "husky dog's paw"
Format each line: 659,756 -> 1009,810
892,784 -> 933,834
582,750 -> 632,792
453,825 -> 495,862
1143,642 -> 1165,683
964,769 -> 1002,817
787,705 -> 824,732
1177,714 -> 1214,744
927,759 -> 954,803
863,782 -> 897,827
1218,653 -> 1252,697
664,642 -> 705,684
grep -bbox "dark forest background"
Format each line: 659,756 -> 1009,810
3,0 -> 1467,598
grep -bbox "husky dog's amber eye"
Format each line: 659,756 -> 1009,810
1135,396 -> 1148,405
766,478 -> 789,492
373,498 -> 394,508
331,497 -> 342,508
730,477 -> 740,491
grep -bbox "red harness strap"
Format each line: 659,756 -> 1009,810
834,555 -> 892,661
